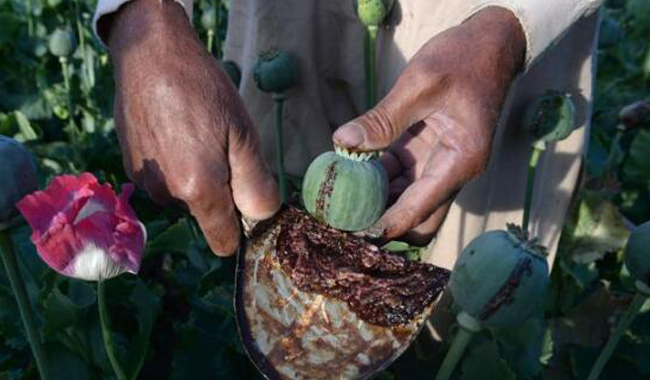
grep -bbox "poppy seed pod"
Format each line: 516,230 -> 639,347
253,50 -> 297,93
302,146 -> 388,231
48,28 -> 76,58
201,8 -> 217,31
450,225 -> 550,328
619,100 -> 650,130
0,136 -> 38,224
624,220 -> 650,287
355,0 -> 395,27
523,91 -> 576,143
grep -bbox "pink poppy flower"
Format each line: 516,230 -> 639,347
16,173 -> 146,281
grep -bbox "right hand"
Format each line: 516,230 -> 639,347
101,0 -> 280,256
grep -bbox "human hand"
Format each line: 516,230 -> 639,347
102,0 -> 280,256
333,7 -> 526,245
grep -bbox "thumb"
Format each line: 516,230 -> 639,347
334,53 -> 450,151
332,104 -> 406,152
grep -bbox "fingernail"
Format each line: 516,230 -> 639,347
333,123 -> 365,148
364,224 -> 386,239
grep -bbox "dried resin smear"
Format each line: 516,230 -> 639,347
236,208 -> 450,380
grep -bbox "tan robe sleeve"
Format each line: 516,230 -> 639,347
92,0 -> 193,45
465,0 -> 605,68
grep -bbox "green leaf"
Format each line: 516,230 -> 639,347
47,342 -> 93,380
42,282 -> 95,339
381,240 -> 424,261
624,129 -> 650,187
0,112 -> 40,141
553,286 -> 623,348
460,339 -> 516,380
0,13 -> 21,47
13,111 -> 39,141
145,218 -> 193,256
493,319 -> 546,379
124,279 -> 161,380
569,194 -> 630,263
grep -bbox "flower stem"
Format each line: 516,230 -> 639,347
434,312 -> 481,380
523,141 -> 546,232
587,290 -> 647,380
60,56 -> 79,141
74,0 -> 90,88
366,25 -> 379,109
273,93 -> 289,202
98,280 -> 128,380
0,230 -> 50,380
207,29 -> 215,54
605,126 -> 624,171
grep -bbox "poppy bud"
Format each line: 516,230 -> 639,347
48,28 -> 76,58
253,50 -> 297,93
523,91 -> 576,143
619,100 -> 650,130
354,0 -> 395,27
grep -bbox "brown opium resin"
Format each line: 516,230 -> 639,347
276,208 -> 450,327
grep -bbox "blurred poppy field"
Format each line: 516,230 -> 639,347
1,0 -> 650,379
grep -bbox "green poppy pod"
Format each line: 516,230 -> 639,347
253,50 -> 297,93
0,136 -> 38,224
302,146 -> 388,231
48,28 -> 76,58
523,91 -> 576,143
450,225 -> 550,328
354,0 -> 395,27
624,220 -> 650,287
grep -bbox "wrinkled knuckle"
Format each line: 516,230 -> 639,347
460,140 -> 490,177
364,107 -> 398,143
168,176 -> 208,205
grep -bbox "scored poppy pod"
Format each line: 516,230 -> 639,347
16,173 -> 146,281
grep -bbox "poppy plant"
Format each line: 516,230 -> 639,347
17,172 -> 147,380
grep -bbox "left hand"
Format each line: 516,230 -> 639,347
333,7 -> 526,245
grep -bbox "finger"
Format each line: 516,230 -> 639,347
371,147 -> 466,239
380,150 -> 403,180
227,107 -> 281,221
141,162 -> 175,206
332,53 -> 450,151
401,199 -> 453,246
388,175 -> 411,204
187,178 -> 241,257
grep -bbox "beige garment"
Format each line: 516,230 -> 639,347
92,0 -> 602,265
224,0 -> 601,269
